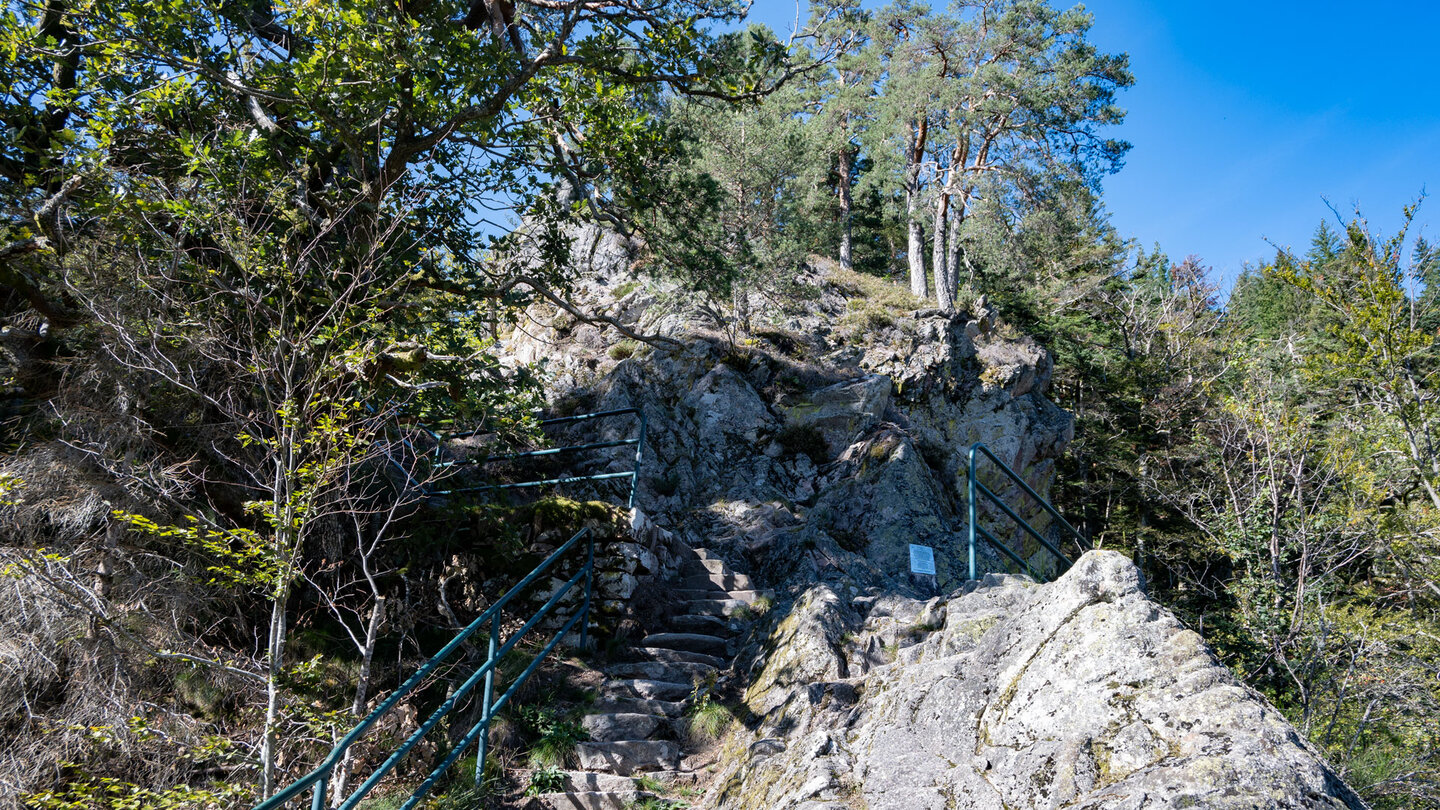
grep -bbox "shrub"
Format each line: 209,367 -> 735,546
516,704 -> 588,768
685,692 -> 733,745
526,764 -> 567,796
608,340 -> 639,361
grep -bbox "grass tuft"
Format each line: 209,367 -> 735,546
684,679 -> 734,746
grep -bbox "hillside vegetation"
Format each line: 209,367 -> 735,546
1,0 -> 1437,807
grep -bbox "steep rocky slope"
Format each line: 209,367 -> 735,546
496,230 -> 1367,808
505,226 -> 1075,591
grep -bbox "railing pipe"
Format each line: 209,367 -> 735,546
264,406 -> 645,810
339,563 -> 589,810
309,777 -> 325,810
397,606 -> 590,810
969,443 -> 1087,549
968,451 -> 979,581
475,615 -> 499,789
629,411 -> 647,511
254,528 -> 591,810
975,524 -> 1045,582
435,439 -> 639,468
433,470 -> 635,496
974,479 -> 1073,569
966,442 -> 1082,584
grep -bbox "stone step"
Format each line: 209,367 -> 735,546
556,771 -> 642,793
531,790 -> 653,810
592,697 -> 687,717
676,588 -> 771,604
581,712 -> 665,743
684,598 -> 751,618
680,558 -> 729,576
637,770 -> 703,791
606,659 -> 718,684
601,678 -> 693,702
575,740 -> 682,775
628,646 -> 728,670
681,547 -> 723,561
668,613 -> 733,636
642,632 -> 728,655
681,572 -> 753,591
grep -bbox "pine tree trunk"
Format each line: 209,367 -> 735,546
837,145 -> 854,272
904,119 -> 929,299
906,200 -> 926,298
932,192 -> 952,311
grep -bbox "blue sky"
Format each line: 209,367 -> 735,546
745,0 -> 1440,289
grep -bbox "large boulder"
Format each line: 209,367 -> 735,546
782,374 -> 893,454
713,551 -> 1366,810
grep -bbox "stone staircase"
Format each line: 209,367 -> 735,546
527,546 -> 769,810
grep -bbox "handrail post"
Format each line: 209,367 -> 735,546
580,529 -> 595,651
629,410 -> 647,511
475,616 -> 500,790
968,445 -> 978,581
311,777 -> 327,810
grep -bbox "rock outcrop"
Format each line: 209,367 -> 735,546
713,551 -> 1366,810
504,229 -> 1075,591
497,229 -> 1365,808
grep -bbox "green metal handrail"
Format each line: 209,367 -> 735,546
967,442 -> 1088,582
254,527 -> 596,810
256,406 -> 648,809
431,407 -> 647,510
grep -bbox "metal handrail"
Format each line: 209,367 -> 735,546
257,406 -> 648,809
254,527 -> 597,810
967,442 -> 1088,582
430,407 -> 647,509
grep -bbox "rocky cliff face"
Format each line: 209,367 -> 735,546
504,226 -> 1074,591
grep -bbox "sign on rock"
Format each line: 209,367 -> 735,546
909,544 -> 936,576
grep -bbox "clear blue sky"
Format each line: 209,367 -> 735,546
744,0 -> 1440,289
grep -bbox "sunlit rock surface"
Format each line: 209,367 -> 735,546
712,551 -> 1365,810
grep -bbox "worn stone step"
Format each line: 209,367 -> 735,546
673,584 -> 728,600
680,558 -> 729,576
676,588 -> 771,605
556,771 -> 642,793
575,740 -> 682,775
531,790 -> 653,810
667,613 -> 733,636
681,547 -> 723,560
629,646 -> 728,669
681,572 -> 753,591
636,770 -> 703,791
642,632 -> 728,655
601,678 -> 692,702
593,697 -> 687,717
606,659 -> 718,683
684,598 -> 751,618
582,712 -> 664,742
